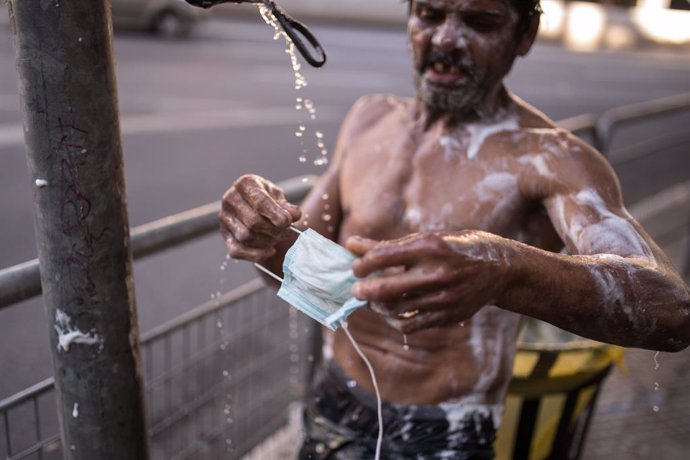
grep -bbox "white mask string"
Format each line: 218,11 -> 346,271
250,226 -> 384,460
342,321 -> 383,460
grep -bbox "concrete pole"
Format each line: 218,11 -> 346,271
7,1 -> 149,458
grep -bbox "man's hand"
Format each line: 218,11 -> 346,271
220,174 -> 301,262
346,231 -> 513,333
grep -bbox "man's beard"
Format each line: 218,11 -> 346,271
415,74 -> 485,115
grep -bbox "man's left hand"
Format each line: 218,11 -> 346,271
346,231 -> 513,333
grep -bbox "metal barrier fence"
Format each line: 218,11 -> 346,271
0,93 -> 689,459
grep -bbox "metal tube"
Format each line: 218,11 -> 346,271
8,1 -> 149,458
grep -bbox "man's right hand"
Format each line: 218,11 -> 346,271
220,174 -> 302,262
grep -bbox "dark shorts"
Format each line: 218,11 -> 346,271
298,360 -> 496,460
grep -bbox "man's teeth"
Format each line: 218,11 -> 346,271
432,62 -> 460,75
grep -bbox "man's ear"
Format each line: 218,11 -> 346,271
517,15 -> 540,57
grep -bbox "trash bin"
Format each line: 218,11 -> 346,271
495,320 -> 625,460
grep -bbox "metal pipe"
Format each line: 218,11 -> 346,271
8,1 -> 149,458
594,92 -> 690,154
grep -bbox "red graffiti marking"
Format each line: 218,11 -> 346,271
51,118 -> 112,295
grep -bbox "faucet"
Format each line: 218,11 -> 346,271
184,0 -> 327,67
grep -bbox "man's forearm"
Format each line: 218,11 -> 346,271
498,243 -> 690,351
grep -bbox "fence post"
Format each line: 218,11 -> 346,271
7,1 -> 149,458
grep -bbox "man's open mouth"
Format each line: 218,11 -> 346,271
424,57 -> 468,86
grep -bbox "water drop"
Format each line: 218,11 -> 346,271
216,320 -> 223,328
315,131 -> 324,139
653,351 -> 660,370
322,214 -> 332,222
299,155 -> 307,163
347,380 -> 357,388
302,177 -> 309,183
223,370 -> 229,377
654,381 -> 660,391
322,193 -> 329,200
403,334 -> 410,351
653,405 -> 660,413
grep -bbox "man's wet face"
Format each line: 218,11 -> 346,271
408,0 -> 522,115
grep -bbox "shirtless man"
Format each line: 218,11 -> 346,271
219,0 -> 690,458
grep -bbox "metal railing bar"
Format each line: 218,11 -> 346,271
32,398 -> 43,460
0,378 -> 54,413
607,131 -> 690,167
149,378 -> 230,438
0,261 -> 41,313
557,113 -> 596,138
164,335 -> 172,433
595,92 -> 690,153
0,176 -> 315,311
145,340 -> 225,391
141,278 -> 265,344
9,434 -> 60,460
4,410 -> 11,456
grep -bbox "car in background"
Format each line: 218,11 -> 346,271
111,0 -> 206,38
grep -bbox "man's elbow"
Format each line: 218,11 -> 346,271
657,298 -> 690,352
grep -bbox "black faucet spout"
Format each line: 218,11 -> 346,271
184,0 -> 327,68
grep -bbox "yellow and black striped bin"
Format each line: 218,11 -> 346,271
495,323 -> 625,460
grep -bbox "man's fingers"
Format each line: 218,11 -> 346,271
236,179 -> 296,228
396,311 -> 449,334
220,214 -> 277,249
345,236 -> 379,257
387,288 -> 464,315
224,195 -> 287,238
352,265 -> 453,302
352,238 -> 439,277
224,237 -> 276,262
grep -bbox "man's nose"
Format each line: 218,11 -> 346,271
431,19 -> 465,51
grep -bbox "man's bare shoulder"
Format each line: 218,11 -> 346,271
511,96 -> 619,199
341,94 -> 413,137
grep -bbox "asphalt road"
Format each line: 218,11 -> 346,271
0,17 -> 689,400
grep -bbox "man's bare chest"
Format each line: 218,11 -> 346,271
339,134 -> 530,241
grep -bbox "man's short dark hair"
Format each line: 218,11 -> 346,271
404,0 -> 542,37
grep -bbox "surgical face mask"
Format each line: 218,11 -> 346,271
272,229 -> 367,330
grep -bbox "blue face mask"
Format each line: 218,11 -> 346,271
276,229 -> 367,331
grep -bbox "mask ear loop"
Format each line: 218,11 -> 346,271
342,322 -> 383,460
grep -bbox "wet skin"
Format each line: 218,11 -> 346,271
220,0 -> 690,406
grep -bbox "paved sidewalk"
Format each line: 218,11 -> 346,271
582,346 -> 690,460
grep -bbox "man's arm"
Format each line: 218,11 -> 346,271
500,139 -> 690,351
219,96 -> 377,279
349,135 -> 690,352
